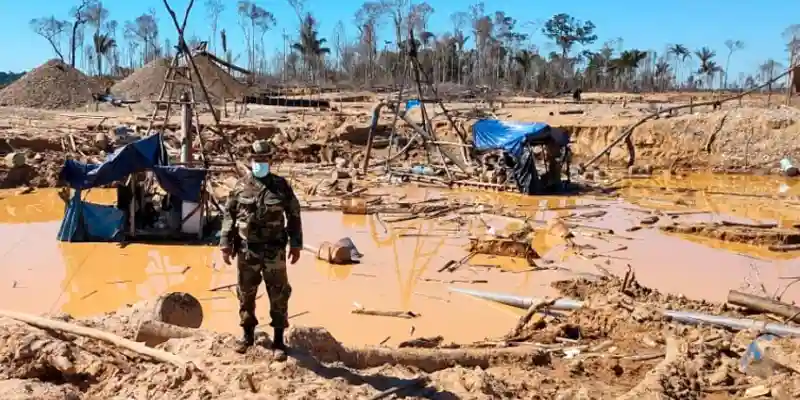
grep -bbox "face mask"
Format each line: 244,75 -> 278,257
251,161 -> 270,178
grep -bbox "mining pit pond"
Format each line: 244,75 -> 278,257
1,173 -> 799,346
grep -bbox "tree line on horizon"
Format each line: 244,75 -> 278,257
22,0 -> 800,94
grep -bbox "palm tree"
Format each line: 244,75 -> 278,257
611,49 -> 647,90
292,13 -> 331,82
695,47 -> 720,89
93,32 -> 116,76
723,40 -> 745,89
667,44 -> 690,88
654,59 -> 671,91
513,49 -> 535,91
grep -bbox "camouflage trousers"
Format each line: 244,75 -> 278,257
236,247 -> 292,329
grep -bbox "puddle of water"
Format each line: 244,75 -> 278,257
1,183 -> 799,347
621,173 -> 800,227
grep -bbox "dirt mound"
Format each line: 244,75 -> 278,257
192,53 -> 250,101
0,59 -> 101,109
110,58 -> 171,100
112,55 -> 249,102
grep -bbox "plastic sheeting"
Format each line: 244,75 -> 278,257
512,146 -> 539,195
59,133 -> 206,202
57,190 -> 125,242
472,119 -> 561,158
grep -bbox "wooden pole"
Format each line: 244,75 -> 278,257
728,290 -> 800,323
362,102 -> 387,175
179,91 -> 192,164
787,37 -> 796,106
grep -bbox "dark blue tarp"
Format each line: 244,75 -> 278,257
59,134 -> 206,202
473,120 -> 561,158
57,191 -> 125,242
57,134 -> 208,242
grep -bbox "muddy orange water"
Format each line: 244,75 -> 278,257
0,174 -> 799,346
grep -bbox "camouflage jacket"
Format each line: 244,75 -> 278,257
219,174 -> 303,251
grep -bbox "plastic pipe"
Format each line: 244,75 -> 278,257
449,287 -> 583,310
448,287 -> 800,337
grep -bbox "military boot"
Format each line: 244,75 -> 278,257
235,326 -> 255,354
271,327 -> 288,361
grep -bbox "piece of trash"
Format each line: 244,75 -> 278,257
780,158 -> 799,177
740,334 -> 786,378
563,348 -> 581,359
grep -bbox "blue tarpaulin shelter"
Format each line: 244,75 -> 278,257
472,119 -> 568,159
57,133 -> 208,242
471,119 -> 570,195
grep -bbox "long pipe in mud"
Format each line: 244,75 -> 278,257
448,287 -> 800,337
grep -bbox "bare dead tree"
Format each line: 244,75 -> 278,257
723,39 -> 744,89
70,0 -> 91,67
30,16 -> 69,62
204,0 -> 225,53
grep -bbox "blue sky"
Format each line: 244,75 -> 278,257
1,0 -> 797,78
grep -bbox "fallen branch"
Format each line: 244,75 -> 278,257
507,298 -> 558,339
352,308 -> 419,319
721,220 -> 777,229
0,310 -> 188,368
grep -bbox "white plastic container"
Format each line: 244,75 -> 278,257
181,201 -> 202,234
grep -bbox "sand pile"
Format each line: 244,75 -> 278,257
112,54 -> 249,103
110,57 -> 171,100
0,59 -> 101,109
192,53 -> 250,101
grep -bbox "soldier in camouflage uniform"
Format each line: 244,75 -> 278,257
219,145 -> 303,356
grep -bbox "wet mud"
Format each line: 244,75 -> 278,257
1,171 -> 800,398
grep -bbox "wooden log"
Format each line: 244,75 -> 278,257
0,310 -> 187,368
727,290 -> 800,323
135,320 -> 209,347
340,344 -> 551,373
768,244 -> 800,252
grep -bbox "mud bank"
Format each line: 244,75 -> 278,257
2,273 -> 800,399
563,106 -> 800,171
